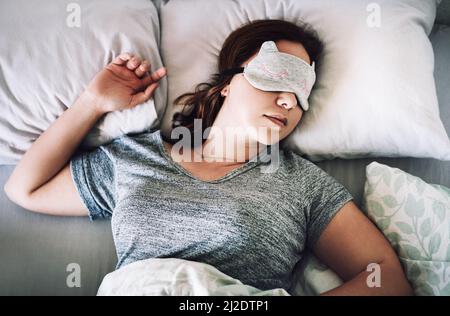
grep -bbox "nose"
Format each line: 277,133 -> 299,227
276,92 -> 297,110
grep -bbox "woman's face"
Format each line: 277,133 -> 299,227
221,40 -> 311,145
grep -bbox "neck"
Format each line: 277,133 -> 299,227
200,131 -> 267,163
163,129 -> 270,165
197,104 -> 274,163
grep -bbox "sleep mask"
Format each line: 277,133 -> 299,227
219,40 -> 316,111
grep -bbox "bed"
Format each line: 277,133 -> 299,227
0,0 -> 449,295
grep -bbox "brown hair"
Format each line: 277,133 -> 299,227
171,19 -> 324,145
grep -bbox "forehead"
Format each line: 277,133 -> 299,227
242,39 -> 311,67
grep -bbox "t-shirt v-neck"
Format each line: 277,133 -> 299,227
154,129 -> 272,184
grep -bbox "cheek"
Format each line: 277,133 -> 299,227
233,75 -> 265,96
293,110 -> 303,123
286,110 -> 303,130
229,80 -> 265,116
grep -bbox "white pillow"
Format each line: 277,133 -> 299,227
159,0 -> 450,161
0,0 -> 167,164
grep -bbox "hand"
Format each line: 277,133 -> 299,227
84,53 -> 167,114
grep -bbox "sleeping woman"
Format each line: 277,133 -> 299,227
4,19 -> 413,296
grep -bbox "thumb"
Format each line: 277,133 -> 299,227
129,82 -> 159,108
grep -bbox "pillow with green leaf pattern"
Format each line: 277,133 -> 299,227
363,162 -> 450,296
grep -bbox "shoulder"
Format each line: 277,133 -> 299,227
102,128 -> 160,149
277,147 -> 329,179
276,148 -> 348,198
97,128 -> 162,160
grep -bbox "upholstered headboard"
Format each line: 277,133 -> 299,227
152,0 -> 450,26
437,0 -> 450,25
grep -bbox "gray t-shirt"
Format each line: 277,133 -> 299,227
70,128 -> 353,293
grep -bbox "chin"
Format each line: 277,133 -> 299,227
256,126 -> 283,146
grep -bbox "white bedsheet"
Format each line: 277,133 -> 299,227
97,258 -> 291,296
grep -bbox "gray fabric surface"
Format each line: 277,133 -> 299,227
437,0 -> 450,26
70,129 -> 353,293
0,22 -> 449,296
0,166 -> 117,295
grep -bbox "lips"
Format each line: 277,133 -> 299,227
263,114 -> 287,127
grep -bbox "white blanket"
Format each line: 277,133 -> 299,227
97,258 -> 290,296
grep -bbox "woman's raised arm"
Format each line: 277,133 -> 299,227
4,53 -> 166,215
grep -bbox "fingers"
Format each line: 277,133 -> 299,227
141,67 -> 167,87
112,53 -> 144,72
135,60 -> 150,78
112,53 -> 133,66
111,53 -> 167,97
129,82 -> 160,108
112,53 -> 167,82
126,55 -> 143,71
113,53 -> 143,70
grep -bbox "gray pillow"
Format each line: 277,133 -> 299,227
0,0 -> 167,164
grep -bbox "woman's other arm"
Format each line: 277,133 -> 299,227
313,201 -> 414,296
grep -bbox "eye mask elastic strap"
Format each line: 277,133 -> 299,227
218,67 -> 245,79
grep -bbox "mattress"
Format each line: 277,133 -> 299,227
0,23 -> 449,296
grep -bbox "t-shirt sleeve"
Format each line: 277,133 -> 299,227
70,145 -> 117,221
303,163 -> 354,250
